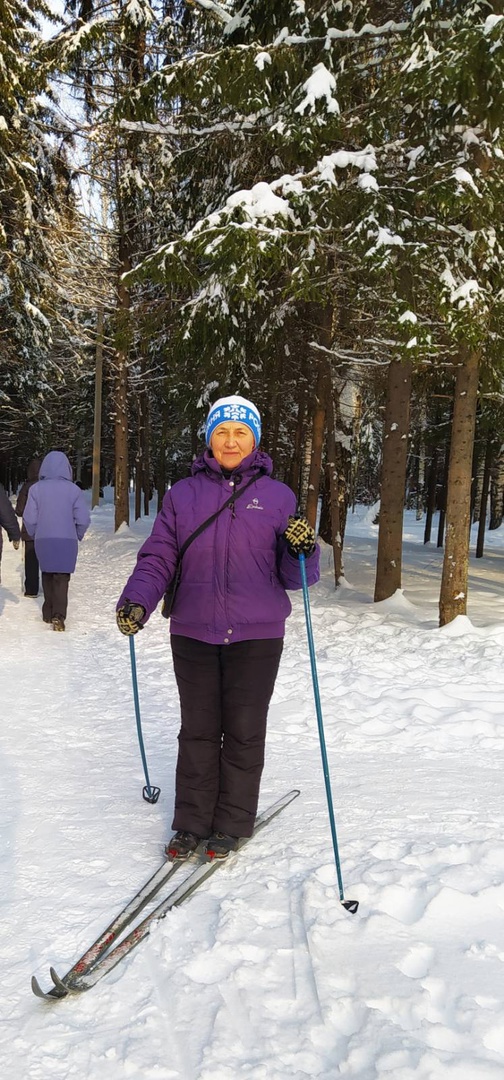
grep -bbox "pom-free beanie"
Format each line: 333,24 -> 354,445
205,395 -> 261,448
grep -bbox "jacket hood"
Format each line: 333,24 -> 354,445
40,451 -> 73,482
191,448 -> 273,479
27,458 -> 41,481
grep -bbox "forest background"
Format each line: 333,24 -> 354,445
1,0 -> 504,627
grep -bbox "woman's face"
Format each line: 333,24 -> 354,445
210,422 -> 255,469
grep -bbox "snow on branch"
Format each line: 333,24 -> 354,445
295,63 -> 340,117
118,119 -> 258,137
187,0 -> 232,24
309,341 -> 390,366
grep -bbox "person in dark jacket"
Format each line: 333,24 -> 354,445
0,483 -> 21,584
15,458 -> 41,596
116,394 -> 320,860
23,451 -> 91,631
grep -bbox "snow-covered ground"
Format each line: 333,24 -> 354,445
1,492 -> 504,1080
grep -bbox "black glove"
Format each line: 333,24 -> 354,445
116,600 -> 146,636
283,515 -> 316,558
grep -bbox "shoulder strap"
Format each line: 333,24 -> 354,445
177,473 -> 258,563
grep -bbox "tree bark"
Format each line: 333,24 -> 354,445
287,371 -> 307,497
324,363 -> 343,584
489,447 -> 504,530
91,304 -> 104,510
114,24 -> 146,532
439,348 -> 480,625
114,246 -> 131,532
475,432 -> 493,558
424,445 -> 438,543
415,408 -> 426,519
305,358 -> 326,528
305,305 -> 332,527
350,392 -> 362,512
436,428 -> 451,549
134,390 -> 142,521
374,358 -> 413,602
157,406 -> 168,514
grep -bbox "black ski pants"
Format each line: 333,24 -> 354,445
170,635 -> 283,839
41,572 -> 70,622
24,540 -> 40,596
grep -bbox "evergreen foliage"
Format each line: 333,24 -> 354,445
1,0 -> 504,600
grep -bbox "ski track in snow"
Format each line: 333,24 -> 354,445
1,495 -> 504,1079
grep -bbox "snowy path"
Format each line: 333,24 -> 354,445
1,498 -> 504,1079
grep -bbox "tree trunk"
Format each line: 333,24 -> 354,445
415,409 -> 426,520
424,445 -> 438,543
350,392 -> 362,513
134,390 -> 142,522
157,406 -> 168,514
114,25 -> 146,532
305,358 -> 326,528
325,365 -> 343,584
439,349 -> 480,625
470,437 -> 480,524
142,388 -> 151,516
374,358 -> 413,602
91,304 -> 104,510
114,349 -> 129,529
287,377 -> 307,497
114,259 -> 130,531
305,305 -> 332,527
436,429 -> 451,549
475,433 -> 493,558
269,353 -> 284,466
489,448 -> 504,530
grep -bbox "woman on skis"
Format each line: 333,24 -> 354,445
116,395 -> 319,860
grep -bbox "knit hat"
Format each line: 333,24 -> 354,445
205,395 -> 261,448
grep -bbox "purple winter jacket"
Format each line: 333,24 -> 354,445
118,449 -> 320,645
23,451 -> 91,573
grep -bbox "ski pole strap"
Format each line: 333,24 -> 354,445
161,473 -> 258,618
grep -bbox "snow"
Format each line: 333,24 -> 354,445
295,63 -> 340,116
454,167 -> 480,196
255,52 -> 272,71
1,494 -> 504,1079
484,15 -> 504,35
226,182 -> 293,223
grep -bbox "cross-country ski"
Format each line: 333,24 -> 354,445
32,790 -> 300,999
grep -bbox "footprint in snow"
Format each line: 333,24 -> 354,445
396,943 -> 434,979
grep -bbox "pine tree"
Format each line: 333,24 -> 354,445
0,0 -> 98,468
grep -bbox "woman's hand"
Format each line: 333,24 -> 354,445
116,600 -> 146,635
283,516 -> 316,558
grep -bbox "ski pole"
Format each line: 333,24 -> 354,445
299,553 -> 358,914
129,636 -> 161,804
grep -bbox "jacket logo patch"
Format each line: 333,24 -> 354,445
246,498 -> 264,510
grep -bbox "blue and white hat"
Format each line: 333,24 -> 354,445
205,395 -> 261,448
